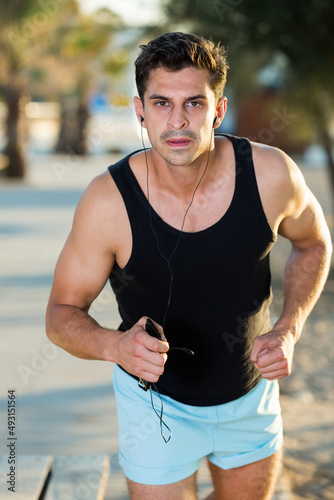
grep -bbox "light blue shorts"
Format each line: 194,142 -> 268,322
113,364 -> 283,485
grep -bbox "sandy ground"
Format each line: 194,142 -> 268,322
0,151 -> 333,499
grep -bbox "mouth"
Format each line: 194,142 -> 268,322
166,138 -> 192,148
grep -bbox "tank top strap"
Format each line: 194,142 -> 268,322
108,150 -> 145,215
108,151 -> 149,258
220,134 -> 276,241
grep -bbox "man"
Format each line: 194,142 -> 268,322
46,32 -> 332,500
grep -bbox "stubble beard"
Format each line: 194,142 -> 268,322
151,130 -> 207,168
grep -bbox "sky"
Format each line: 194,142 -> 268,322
78,0 -> 164,26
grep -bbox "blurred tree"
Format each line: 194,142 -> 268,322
48,8 -> 124,155
0,2 -> 124,176
163,0 -> 334,194
0,0 -> 79,177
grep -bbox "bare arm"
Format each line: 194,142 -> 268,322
250,148 -> 332,379
275,189 -> 331,338
46,172 -> 168,382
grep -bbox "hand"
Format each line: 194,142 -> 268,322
250,329 -> 296,380
114,317 -> 169,383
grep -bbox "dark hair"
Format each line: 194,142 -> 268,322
135,32 -> 228,102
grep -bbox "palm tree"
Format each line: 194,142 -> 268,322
0,2 -> 122,176
50,8 -> 123,155
0,0 -> 79,177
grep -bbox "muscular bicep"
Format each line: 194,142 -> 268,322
49,232 -> 114,312
253,143 -> 330,250
48,174 -> 116,312
278,179 -> 330,251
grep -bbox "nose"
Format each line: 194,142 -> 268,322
167,106 -> 188,130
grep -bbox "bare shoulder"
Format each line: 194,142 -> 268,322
250,141 -> 309,234
76,170 -> 120,213
250,141 -> 331,247
251,141 -> 305,198
73,169 -> 126,229
69,167 -> 131,257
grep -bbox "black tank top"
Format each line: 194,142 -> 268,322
108,134 -> 276,406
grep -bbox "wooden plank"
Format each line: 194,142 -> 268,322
0,454 -> 53,500
44,454 -> 110,500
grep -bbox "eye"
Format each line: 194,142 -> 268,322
155,100 -> 169,107
188,101 -> 201,108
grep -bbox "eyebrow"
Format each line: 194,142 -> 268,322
148,94 -> 208,101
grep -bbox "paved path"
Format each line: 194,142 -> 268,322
0,151 -> 314,498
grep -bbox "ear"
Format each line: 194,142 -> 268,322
134,96 -> 145,127
213,97 -> 227,128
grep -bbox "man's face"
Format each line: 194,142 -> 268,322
134,66 -> 225,167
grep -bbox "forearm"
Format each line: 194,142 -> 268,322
274,241 -> 332,340
46,305 -> 168,382
46,304 -> 119,362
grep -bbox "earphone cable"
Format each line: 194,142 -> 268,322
150,383 -> 172,443
143,127 -> 214,328
140,124 -> 214,442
